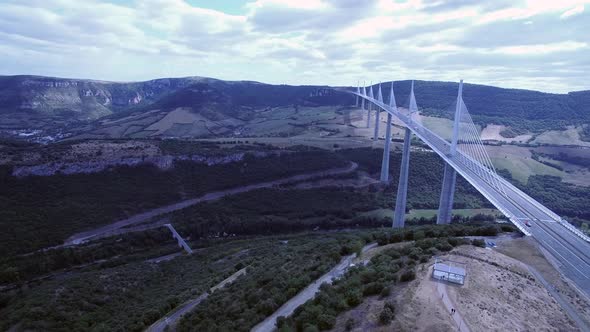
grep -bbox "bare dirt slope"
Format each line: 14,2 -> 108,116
330,244 -> 580,332
445,246 -> 578,332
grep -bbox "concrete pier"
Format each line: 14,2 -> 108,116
367,84 -> 374,128
373,83 -> 383,140
393,127 -> 411,228
437,80 -> 463,224
437,165 -> 457,224
380,83 -> 396,183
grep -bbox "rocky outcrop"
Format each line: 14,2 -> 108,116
11,152 -> 267,177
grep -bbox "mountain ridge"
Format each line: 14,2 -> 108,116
0,75 -> 588,139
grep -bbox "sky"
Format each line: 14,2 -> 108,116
0,0 -> 588,93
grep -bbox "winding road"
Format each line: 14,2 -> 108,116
63,162 -> 358,246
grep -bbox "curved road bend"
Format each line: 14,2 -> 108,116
64,162 -> 358,246
251,243 -> 376,332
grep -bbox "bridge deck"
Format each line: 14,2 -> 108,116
350,91 -> 590,295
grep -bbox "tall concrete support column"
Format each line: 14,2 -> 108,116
373,83 -> 383,140
380,113 -> 393,182
367,83 -> 374,128
393,127 -> 412,228
436,80 -> 464,224
361,85 -> 366,111
380,82 -> 397,183
437,165 -> 457,224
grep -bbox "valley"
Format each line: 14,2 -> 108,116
1,75 -> 589,332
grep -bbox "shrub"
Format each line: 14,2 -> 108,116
380,286 -> 391,298
345,318 -> 355,331
303,325 -> 320,332
379,307 -> 394,325
362,282 -> 384,296
317,314 -> 336,330
471,238 -> 486,247
384,300 -> 396,314
346,290 -> 363,307
400,270 -> 416,282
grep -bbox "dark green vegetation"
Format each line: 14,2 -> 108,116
523,175 -> 590,222
0,232 -> 357,331
339,148 -> 489,210
177,233 -> 365,332
0,150 -> 344,256
276,224 -> 507,331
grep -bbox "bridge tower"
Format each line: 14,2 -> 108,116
374,83 -> 383,140
393,81 -> 415,228
367,83 -> 374,128
355,83 -> 360,107
437,80 -> 464,224
380,82 -> 396,183
361,84 -> 366,111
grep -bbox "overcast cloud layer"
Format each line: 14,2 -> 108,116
0,0 -> 588,92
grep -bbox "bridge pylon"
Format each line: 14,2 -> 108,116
374,83 -> 383,141
355,82 -> 360,107
380,82 -> 396,183
367,83 -> 374,128
437,80 -> 463,224
361,83 -> 366,111
393,81 -> 414,228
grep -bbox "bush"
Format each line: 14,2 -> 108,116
380,286 -> 391,298
362,282 -> 384,296
303,325 -> 320,332
471,238 -> 486,247
384,300 -> 396,314
346,290 -> 363,307
399,270 -> 416,282
317,314 -> 336,330
379,307 -> 394,325
345,318 -> 355,331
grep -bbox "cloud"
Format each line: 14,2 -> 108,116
0,0 -> 588,93
561,4 -> 585,18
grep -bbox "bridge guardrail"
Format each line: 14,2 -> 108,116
559,219 -> 590,243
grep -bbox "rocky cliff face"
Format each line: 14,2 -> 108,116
0,75 -> 347,133
11,151 -> 272,177
0,76 -> 206,122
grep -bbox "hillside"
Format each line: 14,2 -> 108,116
0,75 -> 588,141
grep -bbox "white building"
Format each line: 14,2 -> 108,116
432,258 -> 466,285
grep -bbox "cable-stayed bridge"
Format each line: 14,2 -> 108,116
343,81 -> 590,296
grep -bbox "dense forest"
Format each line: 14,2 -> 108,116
0,150 -> 345,256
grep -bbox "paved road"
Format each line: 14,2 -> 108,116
352,91 -> 590,297
251,243 -> 376,332
146,268 -> 247,332
63,162 -> 358,246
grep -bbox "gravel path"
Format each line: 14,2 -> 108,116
436,281 -> 471,332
